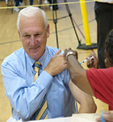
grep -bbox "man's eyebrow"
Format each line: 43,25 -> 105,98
22,32 -> 29,35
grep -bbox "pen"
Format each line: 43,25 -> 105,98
101,110 -> 105,122
80,56 -> 94,64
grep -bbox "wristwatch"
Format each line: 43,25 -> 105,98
66,51 -> 76,58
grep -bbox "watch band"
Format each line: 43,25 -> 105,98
66,51 -> 76,57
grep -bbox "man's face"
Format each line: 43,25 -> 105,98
18,14 -> 49,61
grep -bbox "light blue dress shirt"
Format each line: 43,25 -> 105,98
1,46 -> 75,121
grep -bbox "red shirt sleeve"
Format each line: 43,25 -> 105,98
86,67 -> 113,109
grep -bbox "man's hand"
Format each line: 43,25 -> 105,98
87,54 -> 99,69
44,50 -> 67,76
96,111 -> 113,122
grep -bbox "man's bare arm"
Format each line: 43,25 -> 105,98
68,80 -> 97,113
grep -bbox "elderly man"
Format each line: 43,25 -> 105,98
1,7 -> 96,121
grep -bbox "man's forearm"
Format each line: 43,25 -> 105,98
78,97 -> 97,113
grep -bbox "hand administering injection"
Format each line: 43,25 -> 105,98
86,53 -> 99,69
64,49 -> 99,69
80,56 -> 94,65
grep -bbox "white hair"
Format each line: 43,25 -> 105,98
17,7 -> 48,31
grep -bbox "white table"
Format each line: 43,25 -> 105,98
8,113 -> 101,122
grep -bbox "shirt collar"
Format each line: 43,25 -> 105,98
25,46 -> 47,69
38,47 -> 47,67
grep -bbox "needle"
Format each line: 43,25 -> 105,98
80,56 -> 94,64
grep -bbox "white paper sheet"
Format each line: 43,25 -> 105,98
71,113 -> 101,122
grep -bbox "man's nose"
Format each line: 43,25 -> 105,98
30,36 -> 37,45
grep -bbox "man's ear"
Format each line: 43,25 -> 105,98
46,24 -> 50,38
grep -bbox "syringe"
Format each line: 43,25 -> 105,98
80,56 -> 94,64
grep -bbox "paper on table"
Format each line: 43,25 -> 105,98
71,113 -> 101,122
7,117 -> 22,122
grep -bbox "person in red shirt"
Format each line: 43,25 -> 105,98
64,29 -> 113,122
